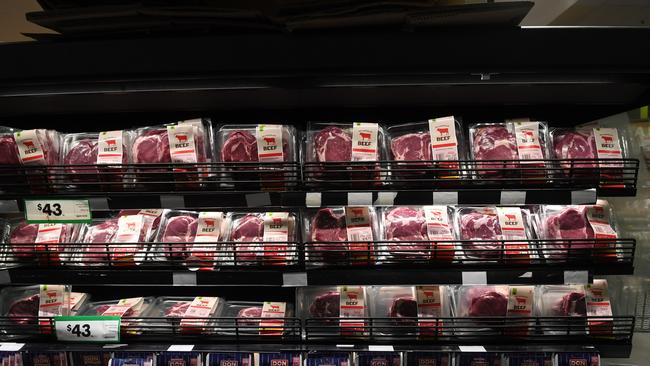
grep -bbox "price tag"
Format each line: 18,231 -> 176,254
25,199 -> 92,224
54,316 -> 120,342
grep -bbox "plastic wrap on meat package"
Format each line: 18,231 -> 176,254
469,121 -> 551,179
107,213 -> 159,266
5,220 -> 78,265
378,206 -> 456,263
454,207 -> 536,262
452,285 -> 510,336
297,286 -> 368,337
226,211 -> 297,266
60,131 -> 134,191
216,124 -> 298,189
130,120 -> 211,189
0,127 -> 61,194
216,301 -> 293,335
257,353 -> 301,366
70,217 -> 120,266
455,353 -> 502,366
305,353 -> 350,366
144,296 -> 223,334
304,122 -> 389,187
355,353 -> 401,366
206,353 -> 252,366
386,117 -> 466,183
536,285 -> 587,335
405,353 -> 449,366
71,352 -> 111,366
118,209 -> 165,243
156,352 -> 202,366
0,284 -> 71,337
532,201 -> 620,261
555,353 -> 600,366
303,207 -> 379,267
79,297 -> 155,334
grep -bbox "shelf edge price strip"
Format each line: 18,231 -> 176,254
54,316 -> 121,343
24,199 -> 92,224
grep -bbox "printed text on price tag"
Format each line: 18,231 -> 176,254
25,199 -> 92,224
54,316 -> 120,342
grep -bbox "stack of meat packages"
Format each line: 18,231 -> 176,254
217,124 -> 297,189
305,122 -> 387,187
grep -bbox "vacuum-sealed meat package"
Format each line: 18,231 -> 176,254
216,124 -> 298,189
304,207 -> 379,266
7,220 -> 77,265
61,131 -> 133,191
0,285 -> 71,336
455,286 -> 509,318
469,121 -> 550,178
304,122 -> 388,187
378,206 -> 456,262
298,286 -> 368,337
145,296 -> 223,334
80,297 -> 154,334
217,301 -> 292,336
455,207 -> 535,262
108,214 -> 156,265
226,212 -> 297,266
536,285 -> 586,335
387,116 -> 465,183
72,217 -> 119,265
534,201 -> 619,260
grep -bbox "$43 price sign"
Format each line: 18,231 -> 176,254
54,316 -> 121,342
24,199 -> 91,224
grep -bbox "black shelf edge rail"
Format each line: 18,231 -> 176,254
0,158 -> 639,197
0,239 -> 635,271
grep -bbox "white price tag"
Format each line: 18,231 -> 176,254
368,345 -> 394,352
55,316 -> 120,342
458,346 -> 487,353
25,199 -> 91,224
0,343 -> 24,351
167,345 -> 195,352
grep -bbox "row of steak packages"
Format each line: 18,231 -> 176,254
1,351 -> 604,366
298,282 -> 614,336
0,285 -> 293,336
0,118 -> 630,185
0,201 -> 621,267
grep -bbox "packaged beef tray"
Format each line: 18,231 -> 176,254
152,210 -> 227,269
355,353 -> 401,366
6,220 -> 78,265
61,130 -> 133,190
206,353 -> 251,366
79,297 -> 154,333
534,201 -> 620,260
378,206 -> 456,262
304,207 -> 379,266
454,207 -> 536,262
469,121 -> 550,178
0,285 -> 71,336
305,353 -> 350,366
536,285 -> 587,335
387,116 -> 465,182
216,124 -> 297,188
226,211 -> 297,266
454,285 -> 510,318
217,300 -> 292,335
130,119 -> 212,188
71,217 -> 119,265
298,286 -> 368,337
144,296 -> 223,334
304,122 -> 388,187
405,353 -> 449,366
550,126 -> 628,175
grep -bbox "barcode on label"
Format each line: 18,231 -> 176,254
435,153 -> 446,160
349,233 -> 369,242
521,153 -> 533,159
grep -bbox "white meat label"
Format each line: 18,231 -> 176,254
586,280 -> 612,317
423,206 -> 453,241
428,116 -> 459,161
35,223 -> 63,244
101,297 -> 144,317
39,285 -> 69,318
115,215 -> 144,243
259,301 -> 287,335
167,124 -> 198,163
193,212 -> 223,243
339,286 -> 366,335
263,212 -> 290,262
256,124 -> 284,162
593,127 -> 623,160
345,207 -> 374,242
138,209 -> 163,242
14,129 -> 46,164
97,130 -> 124,165
586,205 -> 617,239
179,296 -> 219,330
351,122 -> 379,161
514,122 -> 544,161
506,286 -> 534,316
496,207 -> 526,240
416,285 -> 442,336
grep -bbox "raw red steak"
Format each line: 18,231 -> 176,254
221,131 -> 258,162
164,302 -> 191,317
384,207 -> 429,258
132,129 -> 171,164
236,306 -> 263,326
469,291 -> 508,317
64,139 -> 98,175
310,208 -> 348,262
314,126 -> 352,162
554,292 -> 587,316
81,219 -> 119,263
9,222 -> 39,258
544,207 -> 594,257
553,131 -> 596,170
7,294 -> 39,325
0,134 -> 20,165
309,291 -> 340,318
390,133 -> 431,161
472,125 -> 518,174
161,215 -> 198,260
459,211 -> 502,258
389,296 -> 417,318
231,214 -> 263,263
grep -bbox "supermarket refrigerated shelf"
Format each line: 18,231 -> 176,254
0,316 -> 633,358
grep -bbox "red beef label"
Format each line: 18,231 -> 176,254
593,127 -> 623,163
